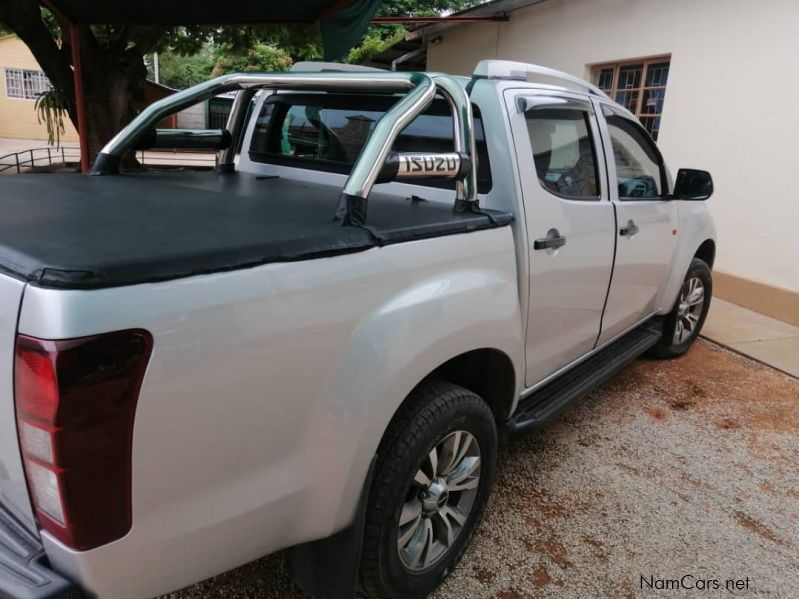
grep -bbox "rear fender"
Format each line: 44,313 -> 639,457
323,265 -> 523,532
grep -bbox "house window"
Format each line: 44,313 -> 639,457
592,58 -> 670,140
4,68 -> 52,100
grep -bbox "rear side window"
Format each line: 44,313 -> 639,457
249,95 -> 492,193
605,114 -> 665,199
525,108 -> 599,200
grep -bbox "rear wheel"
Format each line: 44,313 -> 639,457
360,381 -> 497,599
648,257 -> 712,358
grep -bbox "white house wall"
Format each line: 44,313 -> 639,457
428,0 -> 799,295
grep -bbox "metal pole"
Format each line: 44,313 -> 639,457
15,153 -> 20,174
153,52 -> 160,84
69,24 -> 90,174
216,88 -> 256,171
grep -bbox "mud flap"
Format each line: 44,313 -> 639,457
286,455 -> 376,599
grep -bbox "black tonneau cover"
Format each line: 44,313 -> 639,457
0,172 -> 511,290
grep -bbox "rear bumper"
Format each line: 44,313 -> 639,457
0,504 -> 84,599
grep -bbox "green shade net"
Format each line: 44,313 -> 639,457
47,0 -> 384,62
320,0 -> 383,61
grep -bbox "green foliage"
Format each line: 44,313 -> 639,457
148,47 -> 215,89
378,0 -> 483,16
346,27 -> 406,64
212,43 -> 293,76
345,0 -> 482,65
34,88 -> 70,147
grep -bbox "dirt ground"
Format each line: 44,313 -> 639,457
163,339 -> 799,598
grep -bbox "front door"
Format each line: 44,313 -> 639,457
506,91 -> 616,387
594,102 -> 678,344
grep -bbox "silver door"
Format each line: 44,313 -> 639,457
593,101 -> 678,344
506,90 -> 616,387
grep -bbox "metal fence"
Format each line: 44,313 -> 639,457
0,147 -> 216,174
0,147 -> 81,174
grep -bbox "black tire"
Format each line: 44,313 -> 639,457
648,257 -> 712,359
360,381 -> 497,599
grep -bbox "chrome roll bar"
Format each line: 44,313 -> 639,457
432,74 -> 477,203
90,71 -> 479,223
341,75 -> 436,201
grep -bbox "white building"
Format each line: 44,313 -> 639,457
413,0 -> 799,326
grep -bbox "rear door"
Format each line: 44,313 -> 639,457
594,102 -> 678,344
506,90 -> 616,387
0,276 -> 36,532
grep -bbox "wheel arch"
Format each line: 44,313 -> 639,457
424,347 -> 517,421
694,238 -> 716,269
657,204 -> 717,314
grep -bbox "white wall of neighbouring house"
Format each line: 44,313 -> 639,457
427,0 -> 799,301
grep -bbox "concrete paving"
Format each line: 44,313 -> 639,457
703,298 -> 799,378
0,137 -> 77,154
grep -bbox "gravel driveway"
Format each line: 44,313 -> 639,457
162,339 -> 798,598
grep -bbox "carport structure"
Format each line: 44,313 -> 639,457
40,0 -> 384,172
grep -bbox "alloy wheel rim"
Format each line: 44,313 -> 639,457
397,430 -> 481,571
673,276 -> 705,344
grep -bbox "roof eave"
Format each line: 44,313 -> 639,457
405,0 -> 547,41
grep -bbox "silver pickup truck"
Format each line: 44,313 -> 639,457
0,60 -> 715,599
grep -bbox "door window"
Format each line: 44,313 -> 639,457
525,108 -> 599,200
606,113 -> 665,199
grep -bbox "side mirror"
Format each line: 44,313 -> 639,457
673,168 -> 713,200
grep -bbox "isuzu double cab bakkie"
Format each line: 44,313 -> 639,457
0,60 -> 716,599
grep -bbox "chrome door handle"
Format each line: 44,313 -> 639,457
619,221 -> 639,237
534,229 -> 567,250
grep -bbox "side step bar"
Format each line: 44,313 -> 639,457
506,323 -> 662,438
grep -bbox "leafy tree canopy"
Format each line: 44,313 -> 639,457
0,0 -> 484,158
211,43 -> 293,77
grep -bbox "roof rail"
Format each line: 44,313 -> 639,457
473,60 -> 609,99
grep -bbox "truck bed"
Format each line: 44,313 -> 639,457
0,172 -> 512,289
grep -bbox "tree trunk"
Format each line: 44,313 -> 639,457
79,45 -> 148,168
1,1 -> 153,169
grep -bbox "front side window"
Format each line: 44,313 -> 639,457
4,68 -> 51,100
525,108 -> 599,200
606,113 -> 664,199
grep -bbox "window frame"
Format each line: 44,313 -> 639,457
590,56 -> 670,140
600,104 -> 669,202
4,67 -> 51,100
522,97 -> 603,202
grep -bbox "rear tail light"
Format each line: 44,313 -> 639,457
14,330 -> 153,551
